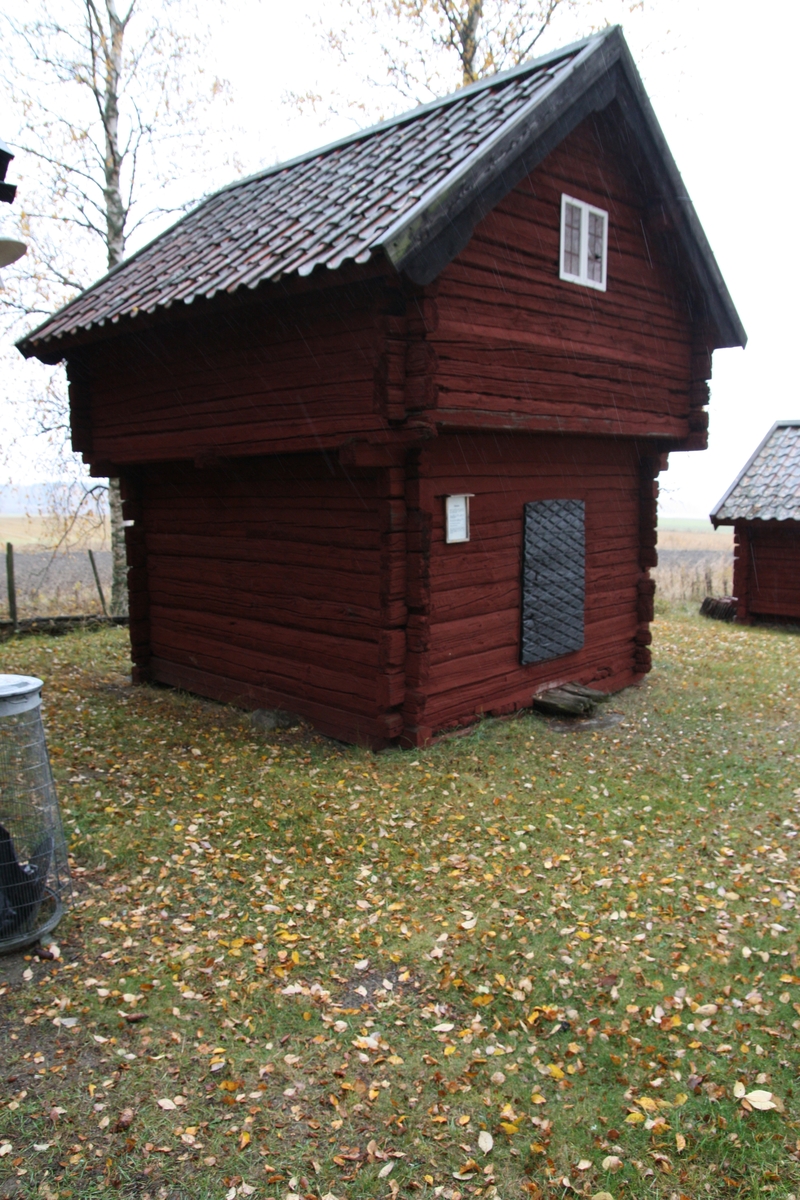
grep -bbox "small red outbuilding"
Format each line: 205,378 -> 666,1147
711,421 -> 800,624
19,28 -> 745,746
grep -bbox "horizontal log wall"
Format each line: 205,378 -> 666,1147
137,454 -> 401,744
82,281 -> 392,466
431,112 -> 698,441
735,521 -> 800,621
406,433 -> 646,740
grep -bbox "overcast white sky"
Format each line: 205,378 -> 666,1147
3,0 -> 798,516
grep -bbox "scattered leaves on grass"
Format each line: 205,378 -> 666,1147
1,608 -> 798,1198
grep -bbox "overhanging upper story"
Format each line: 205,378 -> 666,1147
16,27 -> 745,471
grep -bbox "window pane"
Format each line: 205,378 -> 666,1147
587,210 -> 605,282
563,203 -> 582,277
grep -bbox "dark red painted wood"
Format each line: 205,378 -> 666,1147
734,521 -> 800,621
62,110 -> 716,746
429,115 -> 698,445
137,456 -> 397,741
81,283 -> 390,465
397,433 -> 653,743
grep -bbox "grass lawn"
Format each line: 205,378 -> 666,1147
1,603 -> 798,1200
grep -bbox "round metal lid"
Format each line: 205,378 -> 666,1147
0,674 -> 44,715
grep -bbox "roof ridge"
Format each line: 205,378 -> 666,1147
213,31 -> 604,198
377,31 -> 607,264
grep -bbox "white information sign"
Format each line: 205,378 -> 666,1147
445,494 -> 472,543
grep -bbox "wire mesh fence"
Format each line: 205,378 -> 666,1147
1,548 -> 112,618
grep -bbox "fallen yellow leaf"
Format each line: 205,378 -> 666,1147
744,1090 -> 783,1112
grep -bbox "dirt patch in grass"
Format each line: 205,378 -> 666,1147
0,610 -> 798,1199
331,964 -> 428,1012
545,710 -> 627,734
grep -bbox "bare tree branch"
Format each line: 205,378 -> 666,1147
309,0 -> 575,112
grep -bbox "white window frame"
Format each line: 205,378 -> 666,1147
559,193 -> 608,292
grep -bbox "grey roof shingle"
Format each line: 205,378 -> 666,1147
18,26 -> 746,359
712,421 -> 800,524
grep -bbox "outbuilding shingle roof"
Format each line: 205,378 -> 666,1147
711,421 -> 800,525
18,26 -> 745,361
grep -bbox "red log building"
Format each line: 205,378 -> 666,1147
711,421 -> 800,624
19,29 -> 745,746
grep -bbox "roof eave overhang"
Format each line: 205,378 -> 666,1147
712,514 -> 799,527
17,250 -> 397,364
379,27 -> 746,352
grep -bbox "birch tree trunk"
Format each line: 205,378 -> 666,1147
101,0 -> 131,616
108,476 -> 128,614
459,1 -> 484,83
103,2 -> 128,272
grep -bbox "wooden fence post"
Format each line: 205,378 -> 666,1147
5,542 -> 18,631
88,549 -> 109,617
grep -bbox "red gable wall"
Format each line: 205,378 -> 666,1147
430,114 -> 697,442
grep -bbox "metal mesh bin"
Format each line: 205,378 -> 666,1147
0,674 -> 71,953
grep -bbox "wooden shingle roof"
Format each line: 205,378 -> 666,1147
712,421 -> 800,525
19,26 -> 745,361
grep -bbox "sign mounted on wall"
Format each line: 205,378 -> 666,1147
445,494 -> 473,543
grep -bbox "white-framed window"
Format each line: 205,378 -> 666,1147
559,194 -> 608,291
